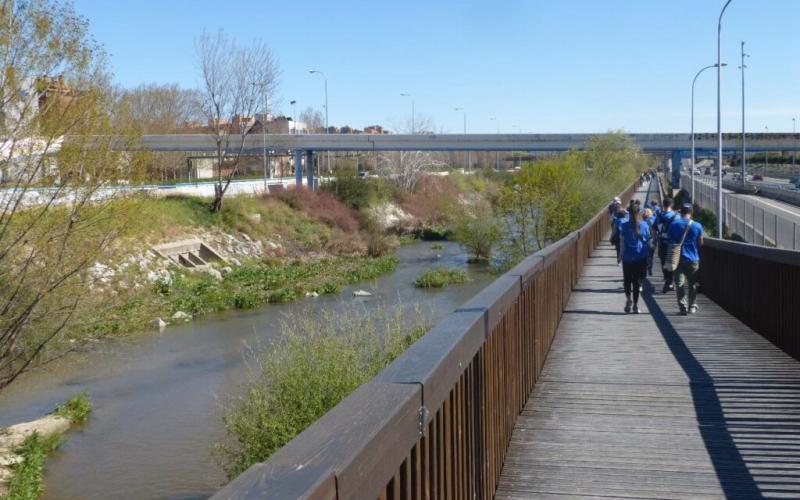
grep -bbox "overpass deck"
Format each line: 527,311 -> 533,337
497,190 -> 800,499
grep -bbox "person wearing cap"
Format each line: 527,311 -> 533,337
656,197 -> 678,293
667,203 -> 705,315
608,197 -> 621,219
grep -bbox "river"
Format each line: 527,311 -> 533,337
0,241 -> 493,499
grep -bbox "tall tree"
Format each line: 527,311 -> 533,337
195,30 -> 279,212
0,0 -> 141,390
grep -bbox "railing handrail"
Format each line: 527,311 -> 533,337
212,179 -> 641,500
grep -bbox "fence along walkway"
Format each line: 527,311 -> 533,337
497,186 -> 800,499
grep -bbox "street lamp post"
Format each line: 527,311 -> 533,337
490,117 -> 499,170
793,118 -> 797,168
716,0 -> 734,238
309,69 -> 330,185
455,107 -> 468,170
251,81 -> 270,187
691,63 -> 723,201
512,125 -> 521,169
739,41 -> 749,184
764,126 -> 769,170
400,93 -> 415,134
290,100 -> 297,134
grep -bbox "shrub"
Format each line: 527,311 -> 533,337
453,216 -> 501,262
273,187 -> 361,233
53,392 -> 92,424
215,304 -> 429,479
414,267 -> 470,288
5,433 -> 63,500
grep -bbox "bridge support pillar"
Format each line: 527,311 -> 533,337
294,149 -> 303,187
671,150 -> 684,190
306,150 -> 315,191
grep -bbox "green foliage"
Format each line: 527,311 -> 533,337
215,305 -> 430,479
493,132 -> 647,269
414,267 -> 470,288
53,392 -> 92,424
495,156 -> 585,261
673,188 -> 718,238
324,172 -> 396,209
430,243 -> 444,250
156,256 -> 399,316
453,216 -> 502,263
5,433 -> 63,500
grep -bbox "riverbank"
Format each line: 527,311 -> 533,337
0,241 -> 494,499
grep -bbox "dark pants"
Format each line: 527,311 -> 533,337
657,241 -> 673,286
622,259 -> 647,304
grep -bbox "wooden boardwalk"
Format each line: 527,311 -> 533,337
496,188 -> 800,499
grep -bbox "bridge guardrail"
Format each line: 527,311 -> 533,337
701,239 -> 800,361
211,180 -> 641,500
683,174 -> 800,249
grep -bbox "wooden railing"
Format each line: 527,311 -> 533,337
701,240 -> 800,361
212,181 -> 641,500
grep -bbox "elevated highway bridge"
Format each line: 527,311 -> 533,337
129,133 -> 800,190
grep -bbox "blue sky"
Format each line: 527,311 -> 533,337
74,0 -> 799,133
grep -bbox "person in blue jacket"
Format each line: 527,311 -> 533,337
619,206 -> 650,314
667,203 -> 705,315
610,208 -> 628,264
642,207 -> 657,276
655,197 -> 679,293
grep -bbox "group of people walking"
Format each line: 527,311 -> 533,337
608,182 -> 704,315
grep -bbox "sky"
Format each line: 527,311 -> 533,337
73,0 -> 800,134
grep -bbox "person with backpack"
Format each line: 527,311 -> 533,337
611,208 -> 628,265
656,197 -> 678,293
619,206 -> 650,314
667,203 -> 705,315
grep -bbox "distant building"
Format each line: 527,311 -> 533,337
364,125 -> 390,135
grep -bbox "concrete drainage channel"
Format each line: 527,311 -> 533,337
152,239 -> 226,269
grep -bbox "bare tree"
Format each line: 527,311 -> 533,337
113,83 -> 202,180
195,30 -> 279,212
0,0 -> 142,391
298,106 -> 323,133
378,115 -> 445,191
114,83 -> 201,133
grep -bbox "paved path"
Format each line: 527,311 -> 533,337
496,187 -> 800,499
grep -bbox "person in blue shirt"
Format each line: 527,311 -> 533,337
611,208 -> 628,264
667,203 -> 705,315
642,207 -> 657,276
655,197 -> 679,293
619,206 -> 650,314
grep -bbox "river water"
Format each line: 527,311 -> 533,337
0,241 -> 493,500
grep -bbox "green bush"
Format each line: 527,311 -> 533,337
215,305 -> 429,479
453,216 -> 501,263
53,392 -> 92,424
5,433 -> 63,500
414,267 -> 470,288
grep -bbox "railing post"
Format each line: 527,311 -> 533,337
774,215 -> 779,248
794,222 -> 798,250
762,209 -> 766,245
